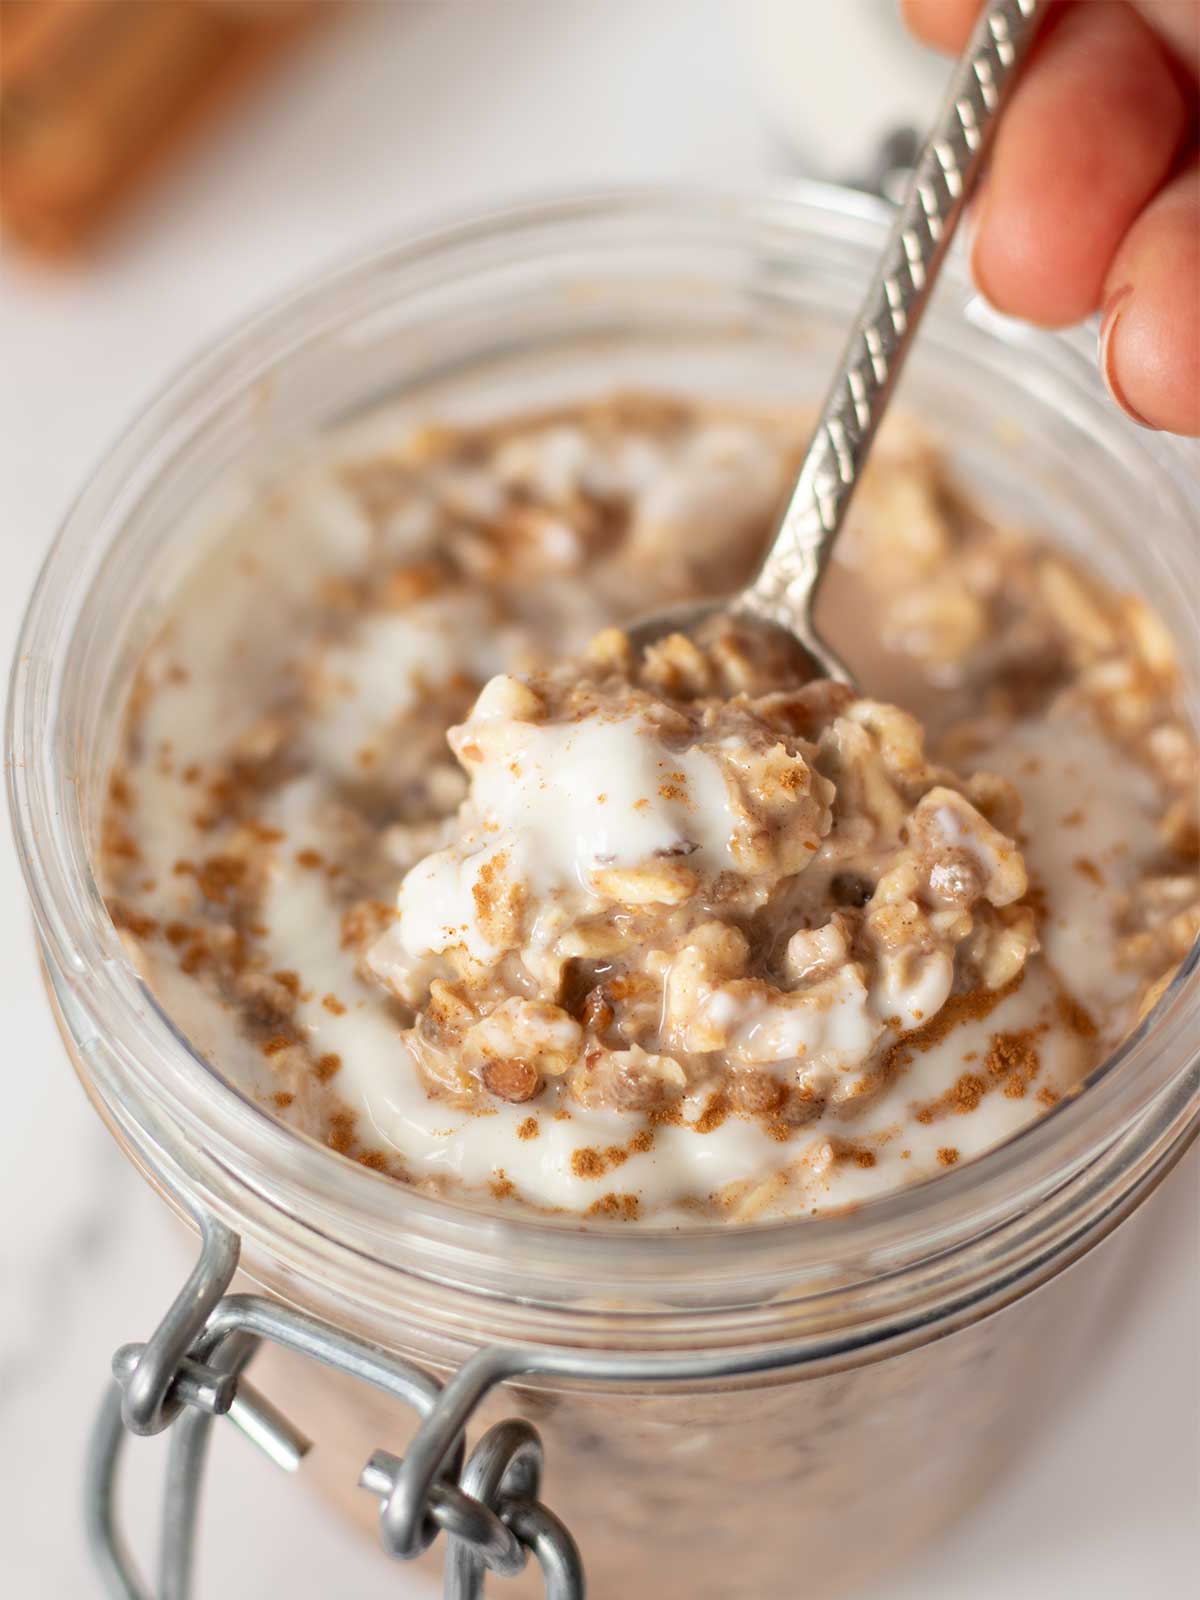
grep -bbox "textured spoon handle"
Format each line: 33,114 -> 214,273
743,0 -> 1048,674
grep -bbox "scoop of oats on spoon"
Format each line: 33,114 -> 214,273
628,0 -> 1048,683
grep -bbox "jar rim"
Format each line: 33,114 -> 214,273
9,183 -> 1200,1333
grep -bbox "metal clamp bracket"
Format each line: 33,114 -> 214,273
88,1210 -> 584,1600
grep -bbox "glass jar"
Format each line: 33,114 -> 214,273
9,188 -> 1199,1600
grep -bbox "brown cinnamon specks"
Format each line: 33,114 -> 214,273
295,848 -> 324,870
826,1139 -> 876,1169
885,974 -> 1024,1078
516,1117 -> 540,1141
1073,856 -> 1104,887
262,1035 -> 292,1057
571,1147 -> 606,1179
179,942 -> 210,976
109,900 -> 158,939
915,1025 -> 1044,1122
321,994 -> 347,1015
340,899 -> 396,950
325,1111 -> 355,1155
985,1029 -> 1043,1100
916,1071 -> 988,1124
586,1193 -> 640,1220
693,1092 -> 729,1134
194,854 -> 246,905
489,1170 -> 515,1200
314,1053 -> 342,1084
1056,988 -> 1098,1039
936,1147 -> 960,1167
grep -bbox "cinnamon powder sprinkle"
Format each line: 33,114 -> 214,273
194,854 -> 246,904
587,1193 -> 639,1220
629,1128 -> 654,1155
262,1035 -> 291,1057
936,1147 -> 960,1167
179,944 -> 209,975
109,900 -> 158,939
489,1170 -> 515,1200
314,1053 -> 342,1083
1056,989 -> 1098,1039
571,1147 -> 606,1179
273,970 -> 301,995
694,1092 -> 728,1134
985,1029 -> 1043,1100
886,973 -> 1024,1078
321,994 -> 347,1016
516,1117 -> 540,1141
104,827 -> 140,862
828,1140 -> 876,1168
271,1092 -> 294,1109
164,922 -> 191,947
295,848 -> 324,870
1072,856 -> 1104,887
326,1112 -> 355,1155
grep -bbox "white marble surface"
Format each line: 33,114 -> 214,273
0,4 -> 1196,1596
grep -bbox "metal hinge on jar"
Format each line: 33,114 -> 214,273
88,1199 -> 584,1600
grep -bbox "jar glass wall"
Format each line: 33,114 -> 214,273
10,189 -> 1200,1599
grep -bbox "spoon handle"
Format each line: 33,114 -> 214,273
741,0 -> 1049,678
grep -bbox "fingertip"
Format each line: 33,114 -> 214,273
1100,171 -> 1200,437
970,194 -> 1084,328
899,0 -> 977,54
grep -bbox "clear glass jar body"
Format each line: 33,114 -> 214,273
11,189 -> 1200,1599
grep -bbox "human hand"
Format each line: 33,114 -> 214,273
901,0 -> 1199,434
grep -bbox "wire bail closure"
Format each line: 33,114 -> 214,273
89,1198 -> 584,1600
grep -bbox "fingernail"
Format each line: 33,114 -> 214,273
1098,285 -> 1153,429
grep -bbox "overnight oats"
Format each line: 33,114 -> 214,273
101,395 -> 1199,1226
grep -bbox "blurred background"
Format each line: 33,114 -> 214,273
1,3 -> 1196,1596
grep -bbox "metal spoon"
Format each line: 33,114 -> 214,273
629,0 -> 1048,683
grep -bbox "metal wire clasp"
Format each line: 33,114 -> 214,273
88,1207 -> 583,1600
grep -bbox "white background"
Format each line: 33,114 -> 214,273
1,4 -> 1196,1596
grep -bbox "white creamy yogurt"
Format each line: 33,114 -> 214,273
466,710 -> 743,887
980,707 -> 1161,1026
305,596 -> 506,779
